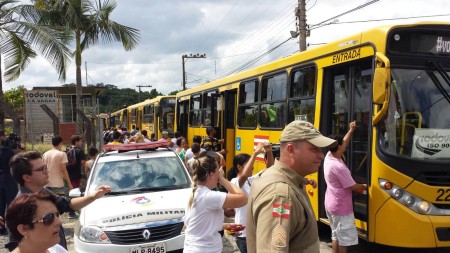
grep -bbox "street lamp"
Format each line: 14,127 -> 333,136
182,53 -> 206,90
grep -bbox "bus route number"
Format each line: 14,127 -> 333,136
436,189 -> 450,202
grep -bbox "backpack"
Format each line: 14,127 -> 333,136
65,146 -> 77,168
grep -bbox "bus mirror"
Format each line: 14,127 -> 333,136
373,52 -> 391,105
156,107 -> 161,117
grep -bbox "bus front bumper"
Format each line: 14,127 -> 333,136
375,198 -> 450,248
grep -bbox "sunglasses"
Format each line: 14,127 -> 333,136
32,211 -> 60,226
32,165 -> 48,174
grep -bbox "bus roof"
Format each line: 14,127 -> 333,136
176,21 -> 450,97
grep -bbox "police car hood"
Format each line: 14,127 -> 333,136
80,188 -> 190,227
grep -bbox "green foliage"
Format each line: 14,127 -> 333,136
4,85 -> 26,110
169,90 -> 179,95
0,0 -> 71,82
24,142 -> 53,153
97,85 -> 163,113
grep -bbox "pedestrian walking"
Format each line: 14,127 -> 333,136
66,135 -> 86,219
246,120 -> 337,253
43,136 -> 73,197
324,121 -> 367,253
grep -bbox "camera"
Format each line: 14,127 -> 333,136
1,133 -> 22,149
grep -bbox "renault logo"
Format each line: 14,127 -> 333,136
142,229 -> 151,240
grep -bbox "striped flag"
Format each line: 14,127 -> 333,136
272,203 -> 291,219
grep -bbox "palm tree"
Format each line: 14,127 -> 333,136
34,0 -> 140,134
0,0 -> 71,131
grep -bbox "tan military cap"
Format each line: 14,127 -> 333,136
280,121 -> 337,148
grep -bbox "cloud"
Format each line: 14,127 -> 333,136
7,0 -> 450,95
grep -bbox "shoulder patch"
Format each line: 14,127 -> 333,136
272,203 -> 291,219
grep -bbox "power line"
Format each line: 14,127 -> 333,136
196,0 -> 241,50
313,13 -> 450,27
218,36 -> 294,78
310,0 -> 380,29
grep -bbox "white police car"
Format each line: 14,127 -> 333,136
70,142 -> 191,253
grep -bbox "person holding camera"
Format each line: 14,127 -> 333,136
0,130 -> 19,235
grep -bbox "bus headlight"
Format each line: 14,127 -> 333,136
404,195 -> 415,206
391,188 -> 404,199
418,201 -> 430,214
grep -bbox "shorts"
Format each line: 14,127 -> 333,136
326,210 -> 358,246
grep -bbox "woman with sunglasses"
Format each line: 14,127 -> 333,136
184,153 -> 247,253
5,190 -> 67,253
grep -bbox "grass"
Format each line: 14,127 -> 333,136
24,143 -> 54,153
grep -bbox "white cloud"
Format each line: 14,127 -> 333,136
6,0 -> 450,94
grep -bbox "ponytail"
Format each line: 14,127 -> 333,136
187,156 -> 217,208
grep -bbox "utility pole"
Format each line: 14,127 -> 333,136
182,53 -> 206,90
136,85 -> 152,102
295,0 -> 307,52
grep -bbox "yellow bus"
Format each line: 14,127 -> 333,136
175,22 -> 450,248
127,96 -> 176,140
109,109 -> 126,129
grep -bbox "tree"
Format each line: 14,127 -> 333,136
4,85 -> 26,111
0,0 -> 71,130
34,0 -> 140,134
168,90 -> 179,95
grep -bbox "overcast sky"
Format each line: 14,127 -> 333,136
6,0 -> 450,94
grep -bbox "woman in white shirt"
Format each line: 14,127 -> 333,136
184,153 -> 247,253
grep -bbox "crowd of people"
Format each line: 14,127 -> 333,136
0,120 -> 367,253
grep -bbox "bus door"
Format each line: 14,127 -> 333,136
320,57 -> 372,229
223,89 -> 237,171
177,99 -> 189,137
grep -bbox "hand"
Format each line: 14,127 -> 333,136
357,184 -> 367,194
218,139 -> 225,144
218,167 -> 225,181
93,185 -> 112,199
305,178 -> 317,188
263,142 -> 273,153
349,120 -> 357,131
255,142 -> 266,154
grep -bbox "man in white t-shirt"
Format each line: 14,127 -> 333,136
43,136 -> 72,196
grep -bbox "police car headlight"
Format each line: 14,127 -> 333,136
79,226 -> 111,243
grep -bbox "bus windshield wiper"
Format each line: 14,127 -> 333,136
427,61 -> 450,105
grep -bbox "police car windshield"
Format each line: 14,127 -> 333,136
89,157 -> 191,193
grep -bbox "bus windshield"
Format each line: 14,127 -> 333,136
378,67 -> 450,160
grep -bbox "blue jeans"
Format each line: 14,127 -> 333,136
236,237 -> 247,253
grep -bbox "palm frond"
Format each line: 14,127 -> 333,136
16,21 -> 72,81
0,31 -> 36,82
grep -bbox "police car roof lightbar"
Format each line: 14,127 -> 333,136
102,141 -> 169,152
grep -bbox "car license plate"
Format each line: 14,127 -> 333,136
130,243 -> 166,253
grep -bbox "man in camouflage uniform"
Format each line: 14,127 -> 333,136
246,121 -> 337,253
